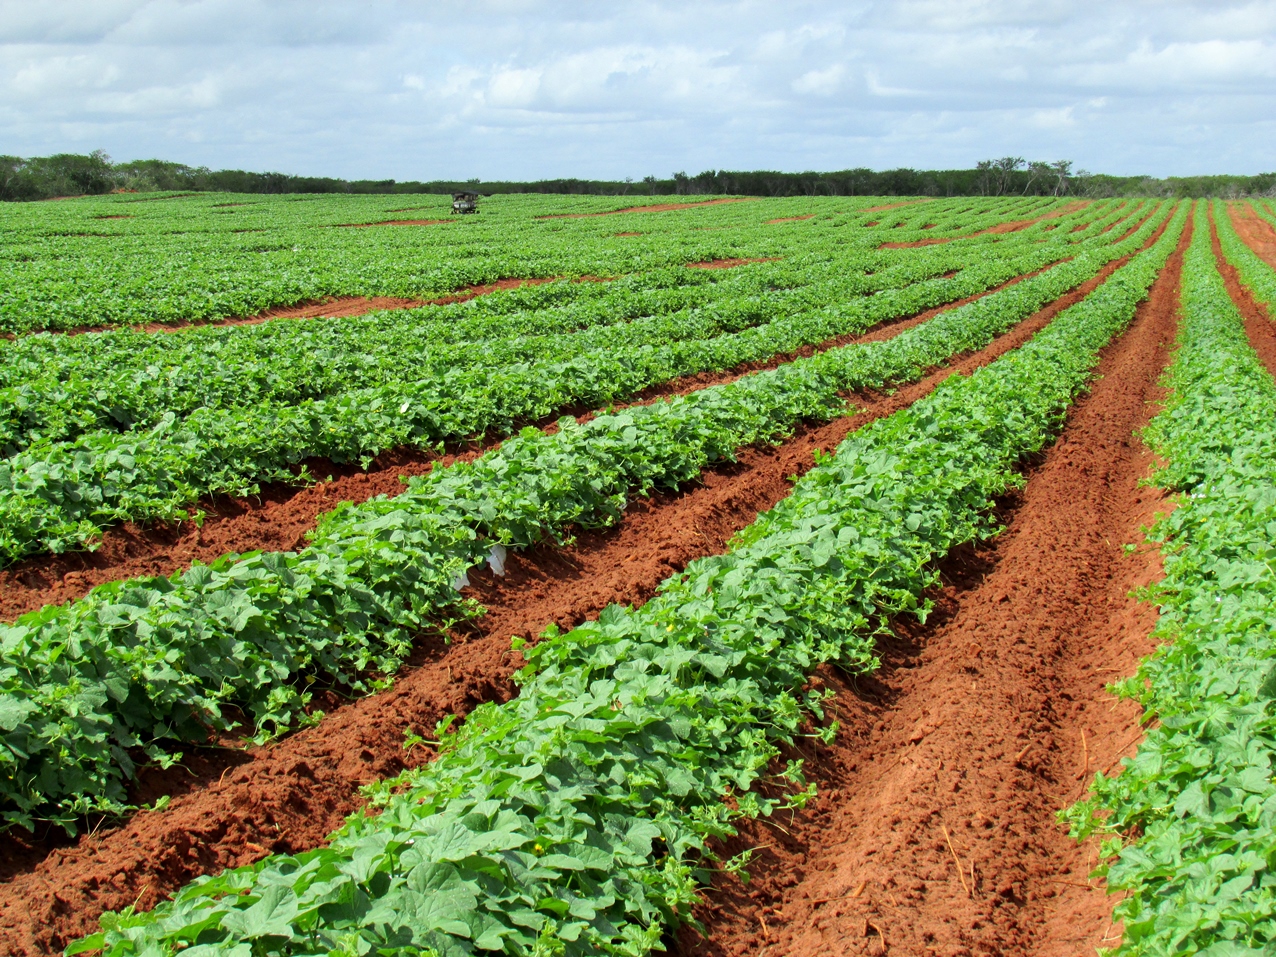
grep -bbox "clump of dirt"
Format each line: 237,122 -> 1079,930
685,257 -> 780,269
536,198 -> 756,219
680,217 -> 1188,957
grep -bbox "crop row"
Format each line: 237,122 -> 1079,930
0,202 -> 1181,832
1214,200 -> 1276,312
0,199 -> 1126,455
1063,206 -> 1276,954
0,194 -> 1063,332
0,203 -> 1152,562
66,196 -> 1187,957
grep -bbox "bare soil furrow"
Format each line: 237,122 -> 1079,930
679,211 -> 1188,957
1214,206 -> 1276,378
0,257 -> 1076,621
1229,201 -> 1276,270
0,248 -> 1148,956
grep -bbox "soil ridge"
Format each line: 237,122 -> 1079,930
677,215 -> 1189,957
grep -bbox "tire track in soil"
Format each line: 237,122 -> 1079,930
1217,205 -> 1276,378
0,242 -> 1159,957
0,255 -> 1073,622
677,212 -> 1189,957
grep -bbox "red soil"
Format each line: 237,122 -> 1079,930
41,278 -> 574,338
685,257 -> 780,269
863,200 -> 930,213
1214,207 -> 1276,378
422,276 -> 559,305
0,251 -> 1142,955
337,219 -> 454,227
680,218 -> 1188,957
766,215 -> 815,224
0,213 -> 1176,957
1229,202 -> 1276,271
0,254 -> 1094,623
536,198 -> 756,219
881,201 -> 1092,249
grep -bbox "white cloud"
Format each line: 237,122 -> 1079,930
0,0 -> 1272,178
793,65 -> 844,96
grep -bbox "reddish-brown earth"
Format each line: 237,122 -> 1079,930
685,257 -> 780,269
0,266 -> 1037,621
1216,206 -> 1276,377
536,198 -> 756,219
1229,202 -> 1276,270
0,245 -> 1121,622
863,200 -> 931,213
43,277 -> 580,338
679,217 -> 1189,957
0,219 -> 1171,956
766,215 -> 816,224
92,214 -> 132,220
881,201 -> 1092,249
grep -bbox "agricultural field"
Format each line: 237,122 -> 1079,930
0,191 -> 1275,956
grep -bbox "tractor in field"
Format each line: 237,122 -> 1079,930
451,191 -> 480,214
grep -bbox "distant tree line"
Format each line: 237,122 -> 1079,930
3,151 -> 1274,202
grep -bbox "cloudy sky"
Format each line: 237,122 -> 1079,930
2,0 -> 1274,180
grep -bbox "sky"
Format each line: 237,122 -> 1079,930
1,0 -> 1274,181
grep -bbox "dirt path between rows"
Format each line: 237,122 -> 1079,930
47,277 -> 574,337
679,218 -> 1188,957
0,236 -> 1163,957
0,249 -> 1103,621
1229,202 -> 1276,270
1214,206 -> 1276,378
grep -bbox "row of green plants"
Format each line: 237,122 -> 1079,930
0,193 -> 1053,333
1064,206 -> 1276,955
0,202 -> 1182,833
0,198 -> 1125,454
1214,200 -> 1276,311
66,196 -> 1188,957
0,204 -> 1153,563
